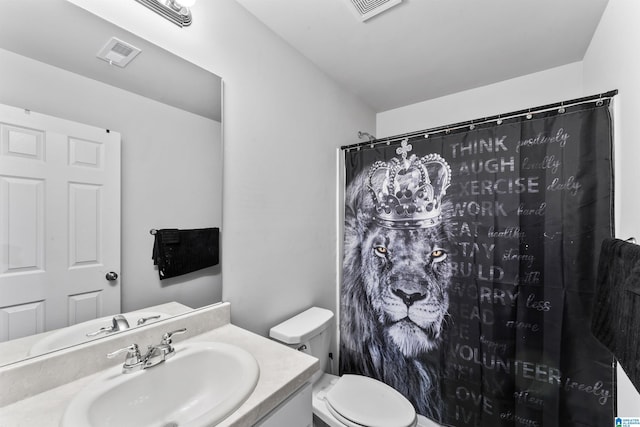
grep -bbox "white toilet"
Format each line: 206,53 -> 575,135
270,307 -> 436,427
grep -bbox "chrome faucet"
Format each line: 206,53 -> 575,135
143,328 -> 187,368
86,315 -> 130,337
107,328 -> 187,373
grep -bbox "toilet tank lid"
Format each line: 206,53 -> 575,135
269,307 -> 334,344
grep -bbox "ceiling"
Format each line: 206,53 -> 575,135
0,1 -> 609,117
0,0 -> 221,121
234,0 -> 610,112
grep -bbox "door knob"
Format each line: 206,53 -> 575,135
106,271 -> 119,281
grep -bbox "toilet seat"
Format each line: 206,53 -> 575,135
324,374 -> 417,427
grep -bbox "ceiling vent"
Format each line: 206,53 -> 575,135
344,0 -> 402,22
96,37 -> 141,68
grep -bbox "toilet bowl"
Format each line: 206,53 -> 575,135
269,307 -> 436,427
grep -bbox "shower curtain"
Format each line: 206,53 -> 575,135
341,100 -> 614,427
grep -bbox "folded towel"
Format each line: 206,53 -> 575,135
591,237 -> 640,392
152,228 -> 219,280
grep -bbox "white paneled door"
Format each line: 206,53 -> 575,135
0,104 -> 120,342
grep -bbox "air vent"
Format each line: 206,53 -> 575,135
96,37 -> 141,68
344,0 -> 402,22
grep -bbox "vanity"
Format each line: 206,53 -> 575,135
0,302 -> 319,426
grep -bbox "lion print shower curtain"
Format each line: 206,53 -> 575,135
341,99 -> 614,427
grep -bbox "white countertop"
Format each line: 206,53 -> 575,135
0,323 -> 319,426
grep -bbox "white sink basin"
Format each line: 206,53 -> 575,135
28,312 -> 167,356
60,341 -> 260,427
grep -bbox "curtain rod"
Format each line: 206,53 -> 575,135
341,89 -> 618,151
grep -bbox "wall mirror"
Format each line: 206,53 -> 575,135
0,0 -> 223,366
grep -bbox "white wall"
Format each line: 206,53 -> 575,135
582,0 -> 640,414
377,61 -> 584,137
65,0 -> 376,337
0,48 -> 223,312
200,1 -> 375,336
583,0 -> 640,243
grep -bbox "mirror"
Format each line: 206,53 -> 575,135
0,0 -> 222,366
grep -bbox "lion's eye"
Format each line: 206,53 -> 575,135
431,249 -> 447,261
373,246 -> 388,258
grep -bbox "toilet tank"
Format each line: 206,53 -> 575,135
269,307 -> 334,374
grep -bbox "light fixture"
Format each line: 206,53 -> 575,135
133,0 -> 197,27
343,0 -> 403,22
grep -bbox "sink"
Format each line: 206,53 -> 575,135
28,311 -> 168,356
60,341 -> 260,427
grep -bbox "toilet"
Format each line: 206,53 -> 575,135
270,307 -> 434,427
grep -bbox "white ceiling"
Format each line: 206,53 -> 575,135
234,0 -> 609,112
0,0 -> 221,121
0,1 -> 609,118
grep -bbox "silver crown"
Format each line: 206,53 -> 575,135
367,140 -> 451,229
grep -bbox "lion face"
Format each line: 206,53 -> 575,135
360,224 -> 452,358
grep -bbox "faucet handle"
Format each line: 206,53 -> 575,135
161,328 -> 187,345
137,314 -> 161,325
107,344 -> 141,362
86,326 -> 114,337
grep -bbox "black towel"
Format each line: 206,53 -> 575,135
152,228 -> 219,280
591,237 -> 640,392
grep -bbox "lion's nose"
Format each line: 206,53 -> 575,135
392,288 -> 427,307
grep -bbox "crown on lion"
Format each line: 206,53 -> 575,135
367,140 -> 451,229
